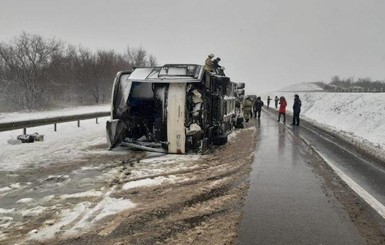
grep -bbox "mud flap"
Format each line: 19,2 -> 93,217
106,119 -> 126,149
167,83 -> 186,154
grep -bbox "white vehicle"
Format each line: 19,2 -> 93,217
106,64 -> 245,154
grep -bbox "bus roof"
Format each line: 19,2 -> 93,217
128,64 -> 204,83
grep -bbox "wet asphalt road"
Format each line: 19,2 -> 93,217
292,119 -> 385,207
237,113 -> 366,245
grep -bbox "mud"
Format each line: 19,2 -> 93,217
0,123 -> 256,245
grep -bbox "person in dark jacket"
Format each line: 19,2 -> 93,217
213,57 -> 221,69
266,96 -> 272,108
212,57 -> 225,75
291,94 -> 302,126
253,97 -> 264,119
274,96 -> 279,108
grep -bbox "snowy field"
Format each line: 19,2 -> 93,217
0,104 -> 110,171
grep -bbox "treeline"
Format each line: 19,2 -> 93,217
315,76 -> 385,92
0,32 -> 157,111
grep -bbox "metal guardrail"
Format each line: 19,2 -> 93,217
0,111 -> 110,133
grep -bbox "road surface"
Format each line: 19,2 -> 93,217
238,110 -> 385,244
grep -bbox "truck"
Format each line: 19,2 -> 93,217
106,64 -> 245,154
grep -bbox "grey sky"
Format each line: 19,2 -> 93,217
1,0 -> 384,94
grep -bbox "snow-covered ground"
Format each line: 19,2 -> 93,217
0,104 -> 207,243
0,104 -> 111,171
267,82 -> 385,161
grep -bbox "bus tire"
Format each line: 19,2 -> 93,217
212,135 -> 228,146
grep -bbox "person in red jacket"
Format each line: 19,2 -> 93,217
277,96 -> 287,123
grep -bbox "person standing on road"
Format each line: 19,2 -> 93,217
291,94 -> 302,126
277,96 -> 287,123
253,97 -> 264,119
266,96 -> 272,108
274,96 -> 279,108
243,96 -> 254,122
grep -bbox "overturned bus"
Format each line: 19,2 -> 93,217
106,64 -> 245,154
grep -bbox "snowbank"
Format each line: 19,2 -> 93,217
275,92 -> 385,161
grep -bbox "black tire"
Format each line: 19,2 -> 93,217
235,117 -> 244,128
212,135 -> 228,146
235,122 -> 244,129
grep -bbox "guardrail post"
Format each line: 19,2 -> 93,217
23,128 -> 26,134
54,123 -> 57,132
78,120 -> 80,127
96,118 -> 99,124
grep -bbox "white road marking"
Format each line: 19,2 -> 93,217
301,124 -> 385,175
316,150 -> 385,219
267,108 -> 385,219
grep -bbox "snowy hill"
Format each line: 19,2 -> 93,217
277,82 -> 324,92
274,92 -> 385,162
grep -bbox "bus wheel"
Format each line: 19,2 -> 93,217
212,135 -> 228,145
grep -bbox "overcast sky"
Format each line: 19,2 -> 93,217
1,0 -> 384,94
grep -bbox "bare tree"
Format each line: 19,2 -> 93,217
0,32 -> 63,110
148,54 -> 158,67
330,75 -> 341,85
126,46 -> 153,67
92,50 -> 118,104
0,33 -> 158,111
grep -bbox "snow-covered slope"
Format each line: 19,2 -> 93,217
277,82 -> 324,92
275,92 -> 385,161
